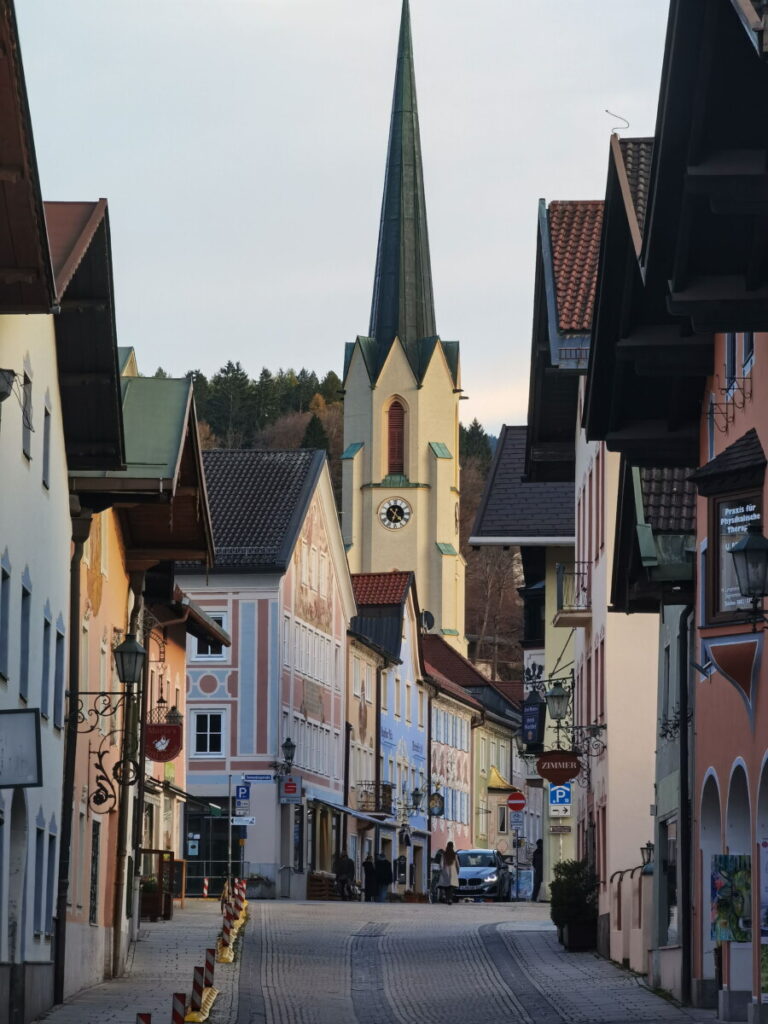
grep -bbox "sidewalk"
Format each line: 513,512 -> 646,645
35,900 -> 240,1024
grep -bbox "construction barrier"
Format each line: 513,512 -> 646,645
202,877 -> 208,898
190,967 -> 204,1012
137,1015 -> 151,1024
204,948 -> 215,988
172,993 -> 186,1024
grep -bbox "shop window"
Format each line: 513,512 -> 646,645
709,490 -> 762,619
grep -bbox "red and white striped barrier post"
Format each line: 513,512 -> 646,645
171,993 -> 186,1024
190,967 -> 204,1012
233,886 -> 243,917
222,905 -> 233,947
204,947 -> 216,988
136,1015 -> 151,1024
202,877 -> 208,898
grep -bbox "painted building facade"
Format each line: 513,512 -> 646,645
180,450 -> 356,900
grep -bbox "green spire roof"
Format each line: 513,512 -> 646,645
369,0 -> 436,365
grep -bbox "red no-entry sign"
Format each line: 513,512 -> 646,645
507,791 -> 526,812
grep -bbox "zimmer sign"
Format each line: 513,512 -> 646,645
536,752 -> 580,785
718,497 -> 762,613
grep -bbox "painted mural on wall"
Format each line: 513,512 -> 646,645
294,500 -> 333,634
711,854 -> 752,942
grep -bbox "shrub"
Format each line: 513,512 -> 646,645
549,859 -> 598,929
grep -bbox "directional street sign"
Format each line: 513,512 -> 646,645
549,782 -> 571,818
229,816 -> 256,825
242,773 -> 275,783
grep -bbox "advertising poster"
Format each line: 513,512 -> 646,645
516,868 -> 534,901
711,854 -> 752,942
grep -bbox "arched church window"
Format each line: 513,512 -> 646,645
388,401 -> 405,475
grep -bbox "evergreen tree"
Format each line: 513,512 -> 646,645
301,413 -> 329,452
320,370 -> 342,404
153,366 -> 170,378
254,367 -> 277,428
186,370 -> 210,421
460,418 -> 492,474
206,361 -> 256,448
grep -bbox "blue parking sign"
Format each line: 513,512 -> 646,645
236,784 -> 250,801
549,783 -> 571,806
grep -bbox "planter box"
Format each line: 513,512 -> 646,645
140,889 -> 164,922
562,920 -> 597,951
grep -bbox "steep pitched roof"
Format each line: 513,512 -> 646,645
471,425 -> 574,543
352,571 -> 413,607
618,137 -> 654,240
422,634 -> 492,689
689,428 -> 767,497
45,200 -> 107,300
425,663 -> 483,711
368,0 -> 436,359
548,200 -> 604,335
201,449 -> 326,572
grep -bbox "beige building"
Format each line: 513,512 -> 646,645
341,0 -> 465,651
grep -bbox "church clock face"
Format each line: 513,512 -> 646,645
378,497 -> 412,530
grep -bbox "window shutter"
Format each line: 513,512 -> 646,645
388,401 -> 405,475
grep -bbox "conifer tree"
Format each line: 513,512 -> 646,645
301,413 -> 329,452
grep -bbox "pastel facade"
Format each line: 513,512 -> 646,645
427,677 -> 478,853
181,450 -> 356,899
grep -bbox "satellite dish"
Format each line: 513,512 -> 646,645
421,610 -> 435,632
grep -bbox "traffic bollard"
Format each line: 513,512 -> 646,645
171,993 -> 186,1024
191,967 -> 204,1011
136,1015 -> 151,1024
202,877 -> 208,898
204,948 -> 215,988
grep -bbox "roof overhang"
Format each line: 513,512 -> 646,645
0,2 -> 54,312
469,535 -> 574,548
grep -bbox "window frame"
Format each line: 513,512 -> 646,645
192,612 -> 228,661
191,708 -> 227,757
707,488 -> 763,624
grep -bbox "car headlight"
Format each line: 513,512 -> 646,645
483,874 -> 498,883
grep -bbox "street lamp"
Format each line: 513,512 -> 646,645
113,633 -> 147,686
640,841 -> 655,866
730,521 -> 768,630
545,679 -> 570,722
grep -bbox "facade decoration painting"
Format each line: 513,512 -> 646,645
711,855 -> 752,943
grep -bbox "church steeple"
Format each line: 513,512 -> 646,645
369,0 -> 436,361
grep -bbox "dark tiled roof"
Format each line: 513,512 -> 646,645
351,572 -> 412,607
425,664 -> 483,711
618,138 -> 654,237
201,449 -> 325,571
422,635 -> 491,689
471,426 -> 574,539
639,467 -> 696,533
689,428 -> 767,497
491,680 -> 524,705
548,201 -> 603,333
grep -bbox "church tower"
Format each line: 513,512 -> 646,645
341,0 -> 466,651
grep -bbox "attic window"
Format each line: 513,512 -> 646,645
388,401 -> 405,475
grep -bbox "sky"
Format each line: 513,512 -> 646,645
17,0 -> 670,435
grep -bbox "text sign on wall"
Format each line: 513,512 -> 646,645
718,496 -> 762,613
0,709 -> 42,787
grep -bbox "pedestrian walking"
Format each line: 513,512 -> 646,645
374,851 -> 393,903
362,854 -> 377,902
532,839 -> 543,902
334,850 -> 355,900
438,841 -> 458,904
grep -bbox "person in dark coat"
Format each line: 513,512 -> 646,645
374,852 -> 393,903
334,851 -> 355,900
532,839 -> 544,901
362,854 -> 377,902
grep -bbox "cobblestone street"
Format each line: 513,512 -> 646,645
34,898 -> 722,1024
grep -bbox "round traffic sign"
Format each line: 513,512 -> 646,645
506,791 -> 526,812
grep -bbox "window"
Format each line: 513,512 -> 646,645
353,656 -> 361,697
405,681 -> 412,723
395,676 -> 401,717
41,616 -> 51,717
725,332 -> 737,389
42,406 -> 51,488
498,804 -> 507,834
193,711 -> 224,755
195,613 -> 226,658
711,491 -> 762,617
381,671 -> 388,711
0,566 -> 9,680
34,828 -> 45,933
418,689 -> 424,728
365,664 -> 373,704
743,332 -> 755,373
283,616 -> 291,666
53,627 -> 65,728
20,581 -> 31,700
387,400 -> 405,475
22,373 -> 32,459
46,833 -> 56,933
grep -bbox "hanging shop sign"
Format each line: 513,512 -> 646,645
536,751 -> 581,785
279,775 -> 302,805
145,722 -> 183,762
428,792 -> 445,817
522,694 -> 546,746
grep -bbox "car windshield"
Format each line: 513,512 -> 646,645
457,852 -> 496,868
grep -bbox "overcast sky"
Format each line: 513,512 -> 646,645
18,1 -> 669,434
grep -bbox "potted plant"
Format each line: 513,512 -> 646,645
139,875 -> 164,921
549,859 -> 598,951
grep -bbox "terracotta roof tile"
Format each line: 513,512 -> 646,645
422,634 -> 492,689
618,138 -> 654,238
351,571 -> 412,607
491,680 -> 524,705
548,200 -> 604,334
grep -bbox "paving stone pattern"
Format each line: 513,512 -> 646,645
34,898 -> 721,1024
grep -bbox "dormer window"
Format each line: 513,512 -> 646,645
388,400 -> 405,475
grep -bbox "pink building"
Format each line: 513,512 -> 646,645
179,449 -> 355,898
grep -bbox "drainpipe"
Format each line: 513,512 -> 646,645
54,499 -> 92,1004
679,604 -> 694,1006
426,685 -> 433,868
343,721 -> 352,848
112,571 -> 144,978
375,665 -> 382,853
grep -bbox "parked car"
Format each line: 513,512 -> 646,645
456,849 -> 511,901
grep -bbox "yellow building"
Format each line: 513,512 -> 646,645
341,0 -> 465,651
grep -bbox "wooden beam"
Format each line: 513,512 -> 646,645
0,269 -> 37,284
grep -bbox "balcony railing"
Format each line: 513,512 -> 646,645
356,781 -> 394,815
555,562 -> 591,622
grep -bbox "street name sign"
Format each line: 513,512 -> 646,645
242,773 -> 274,783
229,816 -> 256,825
